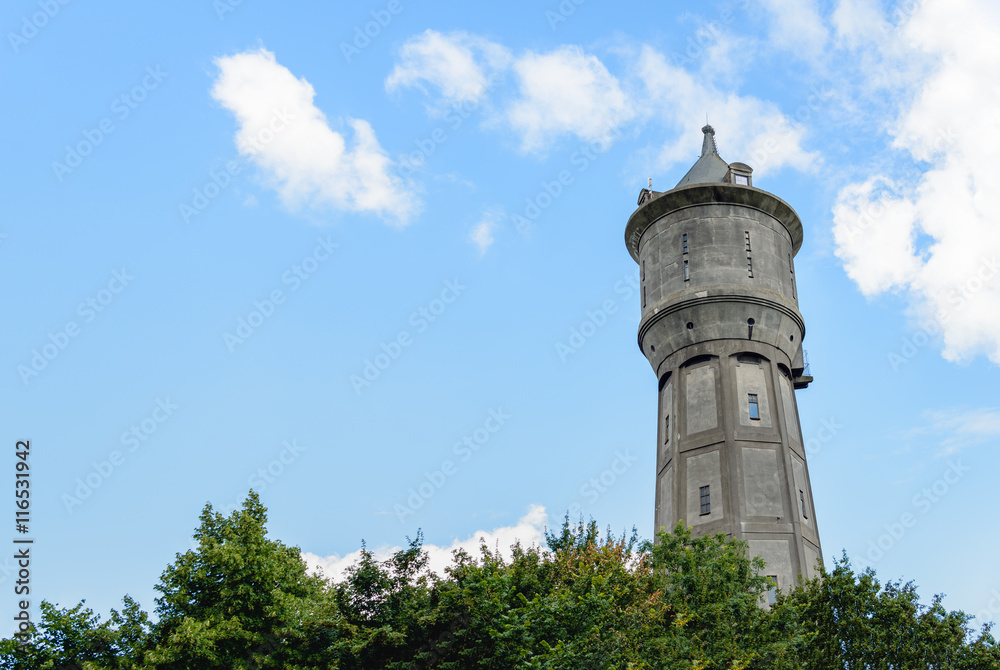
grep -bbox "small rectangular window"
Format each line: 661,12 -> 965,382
699,485 -> 711,515
684,259 -> 690,281
745,231 -> 751,252
682,233 -> 688,254
664,415 -> 669,443
748,393 -> 760,420
767,576 -> 778,605
735,173 -> 750,186
800,490 -> 808,519
747,256 -> 753,278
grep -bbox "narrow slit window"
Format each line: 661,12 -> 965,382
641,260 -> 645,281
682,233 -> 688,254
664,415 -> 670,443
642,285 -> 646,308
800,490 -> 808,519
745,231 -> 751,252
747,256 -> 754,278
684,259 -> 690,281
699,485 -> 711,515
789,254 -> 796,298
748,393 -> 760,420
767,576 -> 778,605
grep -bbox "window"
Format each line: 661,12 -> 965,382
641,260 -> 645,281
664,415 -> 670,443
789,254 -> 796,299
745,231 -> 751,252
699,485 -> 711,515
642,285 -> 646,308
684,259 -> 690,281
767,576 -> 778,605
747,256 -> 754,278
734,173 -> 750,186
683,233 -> 688,254
800,490 -> 808,519
748,393 -> 760,420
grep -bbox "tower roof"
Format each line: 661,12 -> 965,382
674,124 -> 731,188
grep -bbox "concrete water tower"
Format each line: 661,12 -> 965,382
625,125 -> 821,594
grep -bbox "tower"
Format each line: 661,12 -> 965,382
625,125 -> 822,593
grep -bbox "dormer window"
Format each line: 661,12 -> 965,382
727,162 -> 753,187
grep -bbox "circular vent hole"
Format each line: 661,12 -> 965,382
747,318 -> 755,325
686,322 -> 694,330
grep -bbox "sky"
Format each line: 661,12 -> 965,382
3,0 -> 1000,635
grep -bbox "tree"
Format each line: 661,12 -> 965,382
772,552 -> 1000,669
0,596 -> 149,670
144,491 -> 339,669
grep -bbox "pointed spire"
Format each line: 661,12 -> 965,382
701,124 -> 717,157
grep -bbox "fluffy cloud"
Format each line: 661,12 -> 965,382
385,33 -> 634,153
832,0 -> 1000,363
212,48 -> 418,226
302,505 -> 548,582
636,46 -> 819,176
758,0 -> 829,61
385,30 -> 511,106
507,46 -> 635,153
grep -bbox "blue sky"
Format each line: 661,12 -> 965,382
3,0 -> 1000,632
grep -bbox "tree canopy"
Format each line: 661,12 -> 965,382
3,492 -> 997,669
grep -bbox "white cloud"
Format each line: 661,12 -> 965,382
302,504 -> 548,582
385,30 -> 511,106
916,408 -> 1000,456
386,35 -> 633,153
212,47 -> 418,226
635,46 -> 819,176
832,0 -> 1000,364
832,0 -> 888,49
758,0 -> 829,61
506,46 -> 635,153
469,210 -> 501,255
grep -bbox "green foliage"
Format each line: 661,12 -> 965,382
772,552 -> 1000,669
0,596 -> 149,670
145,491 -> 339,669
3,497 -> 997,669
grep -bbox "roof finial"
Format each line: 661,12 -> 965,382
700,124 -> 717,157
648,177 -> 652,189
